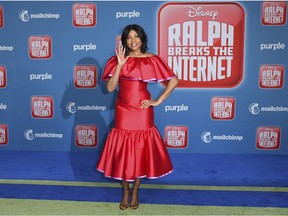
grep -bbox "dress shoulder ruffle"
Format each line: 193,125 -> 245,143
102,55 -> 176,82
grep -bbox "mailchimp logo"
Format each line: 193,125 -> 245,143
19,10 -> 60,22
24,129 -> 63,140
249,103 -> 288,114
201,131 -> 212,143
66,102 -> 106,114
66,102 -> 77,113
201,131 -> 243,143
158,2 -> 245,88
19,10 -> 30,22
24,129 -> 34,140
249,103 -> 260,115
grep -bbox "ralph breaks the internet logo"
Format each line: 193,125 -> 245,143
158,2 -> 245,88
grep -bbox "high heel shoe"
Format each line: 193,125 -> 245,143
130,188 -> 139,210
119,188 -> 130,210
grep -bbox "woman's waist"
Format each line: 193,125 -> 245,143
117,96 -> 150,105
119,79 -> 148,91
118,90 -> 150,99
117,92 -> 150,107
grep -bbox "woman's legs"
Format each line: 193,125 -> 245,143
119,181 -> 130,210
119,178 -> 141,210
130,178 -> 141,209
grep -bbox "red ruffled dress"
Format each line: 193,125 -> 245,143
96,55 -> 175,182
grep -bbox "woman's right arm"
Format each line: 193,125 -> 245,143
106,46 -> 129,92
106,65 -> 121,92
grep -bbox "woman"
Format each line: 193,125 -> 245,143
96,24 -> 179,210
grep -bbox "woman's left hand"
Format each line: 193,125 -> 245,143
140,99 -> 161,109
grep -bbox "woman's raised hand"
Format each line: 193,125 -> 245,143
115,45 -> 129,67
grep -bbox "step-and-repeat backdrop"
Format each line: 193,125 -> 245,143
0,1 -> 287,155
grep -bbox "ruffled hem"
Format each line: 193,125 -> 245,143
96,125 -> 173,181
97,169 -> 173,182
102,55 -> 176,82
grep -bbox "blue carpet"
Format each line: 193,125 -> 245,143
0,151 -> 287,187
0,150 -> 288,208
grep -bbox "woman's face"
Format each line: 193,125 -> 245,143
126,30 -> 142,53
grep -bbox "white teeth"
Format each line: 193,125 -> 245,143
129,43 -> 138,49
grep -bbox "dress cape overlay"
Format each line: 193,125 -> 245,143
96,55 -> 175,182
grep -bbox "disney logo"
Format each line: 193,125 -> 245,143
185,7 -> 218,20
